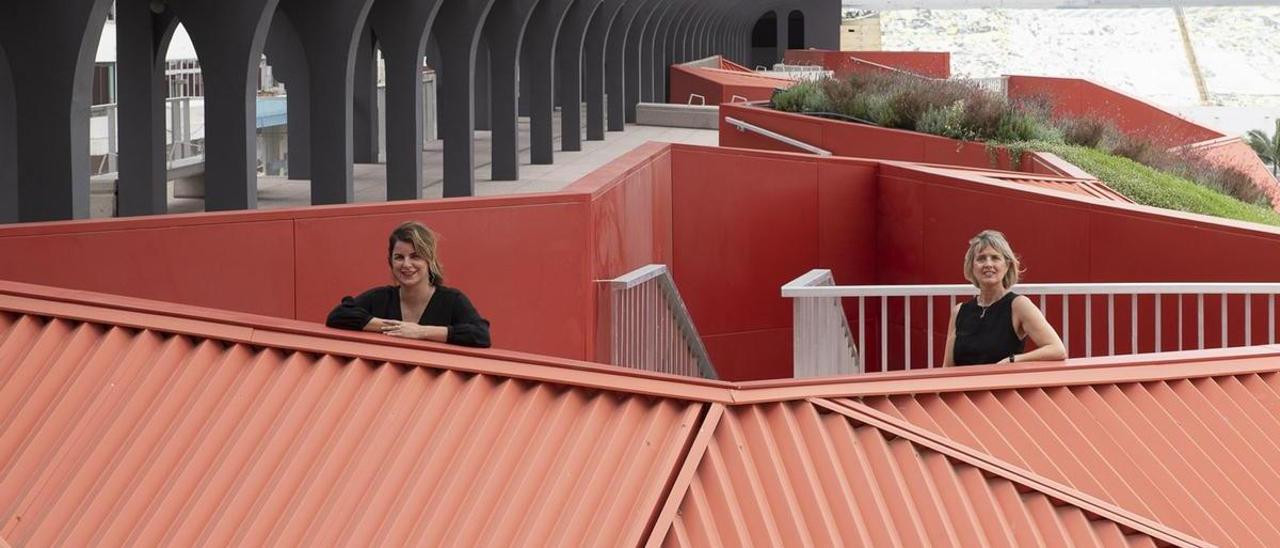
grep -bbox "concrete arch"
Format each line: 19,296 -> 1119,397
368,0 -> 444,200
170,0 -> 281,211
0,41 -> 14,223
523,0 -> 580,165
352,21 -> 379,164
581,0 -> 627,140
554,0 -> 606,152
264,9 -> 312,180
276,0 -> 378,205
617,0 -> 667,124
0,0 -> 114,221
481,0 -> 546,181
117,1 -> 179,216
431,0 -> 499,196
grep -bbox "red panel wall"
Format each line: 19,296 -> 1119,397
669,65 -> 727,106
1006,75 -> 1222,148
669,66 -> 789,105
783,50 -> 951,79
669,145 -> 879,380
719,103 -> 1023,171
0,196 -> 600,362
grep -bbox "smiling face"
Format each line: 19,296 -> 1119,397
971,244 -> 1009,290
390,239 -> 431,288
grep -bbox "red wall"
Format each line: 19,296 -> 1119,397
1006,75 -> 1222,148
668,145 -> 879,380
668,65 -> 790,105
783,50 -> 951,79
0,144 -> 677,362
719,103 -> 1023,171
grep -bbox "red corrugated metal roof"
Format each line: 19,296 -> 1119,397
921,163 -> 1133,203
7,279 -> 1277,545
650,399 -> 1199,547
845,355 -> 1280,547
0,284 -> 708,546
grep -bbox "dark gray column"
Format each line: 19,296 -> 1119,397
654,0 -> 696,103
804,0 -> 839,50
775,8 -> 788,65
0,0 -> 112,221
352,20 -> 379,164
369,0 -> 443,200
523,0 -> 578,165
431,0 -> 498,196
555,0 -> 605,152
474,36 -> 492,131
637,0 -> 679,104
616,0 -> 664,125
115,1 -> 176,217
278,0 -> 377,205
582,0 -> 625,141
264,10 -> 311,180
0,43 -> 15,223
173,0 -> 280,211
482,0 -> 545,180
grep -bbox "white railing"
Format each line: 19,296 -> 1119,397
784,269 -> 1280,373
599,264 -> 716,379
784,270 -> 859,378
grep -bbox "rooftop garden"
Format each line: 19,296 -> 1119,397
771,73 -> 1280,227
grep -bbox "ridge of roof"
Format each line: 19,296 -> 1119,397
4,278 -> 1280,405
812,398 -> 1210,547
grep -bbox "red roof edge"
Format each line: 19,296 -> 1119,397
814,398 -> 1210,547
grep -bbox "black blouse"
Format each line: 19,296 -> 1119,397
325,285 -> 491,348
952,291 -> 1024,366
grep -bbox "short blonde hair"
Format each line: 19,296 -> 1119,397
962,229 -> 1021,289
388,221 -> 445,285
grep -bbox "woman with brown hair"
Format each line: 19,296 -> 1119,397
326,221 -> 490,347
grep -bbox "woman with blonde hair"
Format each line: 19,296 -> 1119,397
943,230 -> 1065,366
327,221 -> 490,347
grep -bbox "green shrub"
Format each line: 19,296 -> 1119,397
916,101 -> 978,141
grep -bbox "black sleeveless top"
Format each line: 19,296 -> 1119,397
953,291 -> 1024,366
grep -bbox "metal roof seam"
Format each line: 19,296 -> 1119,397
809,397 -> 1212,548
644,402 -> 723,548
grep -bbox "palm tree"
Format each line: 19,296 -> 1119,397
1247,119 -> 1280,178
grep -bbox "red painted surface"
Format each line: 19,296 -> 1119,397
667,65 -> 793,105
1189,136 -> 1280,208
783,49 -> 951,79
1006,75 -> 1221,148
5,138 -> 1280,380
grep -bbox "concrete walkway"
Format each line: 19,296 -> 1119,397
167,118 -> 718,213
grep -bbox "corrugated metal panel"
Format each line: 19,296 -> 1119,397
650,398 -> 1202,547
0,311 -> 704,547
858,371 -> 1280,547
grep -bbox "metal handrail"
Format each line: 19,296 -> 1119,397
599,264 -> 716,379
723,116 -> 832,156
784,281 -> 1280,298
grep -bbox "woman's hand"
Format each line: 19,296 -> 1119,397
379,320 -> 448,342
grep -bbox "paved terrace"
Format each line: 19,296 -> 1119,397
163,120 -> 718,214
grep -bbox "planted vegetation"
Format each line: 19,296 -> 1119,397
771,74 -> 1276,225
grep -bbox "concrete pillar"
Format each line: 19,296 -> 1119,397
474,36 -> 492,131
277,0 -> 377,205
482,0 -> 546,181
368,0 -> 443,200
116,0 -> 176,217
431,0 -> 498,196
583,0 -> 626,140
172,0 -> 280,212
0,0 -> 112,221
775,8 -> 788,65
653,0 -> 695,103
614,0 -> 663,126
352,20 -> 379,164
555,0 -> 605,152
637,0 -> 679,104
804,0 -> 840,50
263,10 -> 311,180
0,43 -> 15,223
523,0 -> 578,165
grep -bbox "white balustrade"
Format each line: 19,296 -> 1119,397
784,269 -> 1280,373
600,265 -> 716,379
784,270 -> 859,378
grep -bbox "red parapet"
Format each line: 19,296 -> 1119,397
783,49 -> 951,79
